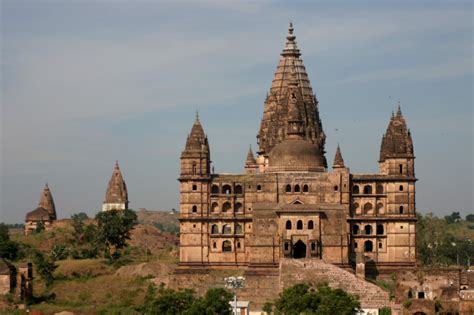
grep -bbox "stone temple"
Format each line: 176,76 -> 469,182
177,23 -> 417,275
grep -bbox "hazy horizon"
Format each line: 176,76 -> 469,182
1,0 -> 472,223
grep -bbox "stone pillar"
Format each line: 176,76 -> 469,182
355,252 -> 366,280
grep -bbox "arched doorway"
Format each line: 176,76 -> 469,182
293,240 -> 306,259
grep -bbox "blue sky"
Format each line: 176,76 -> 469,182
1,0 -> 472,223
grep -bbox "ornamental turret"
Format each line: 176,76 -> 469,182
244,145 -> 258,174
332,144 -> 345,169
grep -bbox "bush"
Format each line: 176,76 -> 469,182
271,283 -> 360,315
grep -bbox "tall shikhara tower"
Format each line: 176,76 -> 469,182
103,161 -> 129,211
257,23 -> 326,168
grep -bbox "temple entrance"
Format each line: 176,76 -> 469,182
293,240 -> 306,259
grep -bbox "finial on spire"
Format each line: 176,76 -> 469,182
396,102 -> 402,116
282,22 -> 300,57
195,110 -> 200,121
45,182 -> 48,188
115,160 -> 119,168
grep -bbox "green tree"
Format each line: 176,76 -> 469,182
33,251 -> 57,287
466,214 -> 474,222
270,283 -> 360,315
0,223 -> 19,260
444,212 -> 461,224
150,287 -> 196,315
95,209 -> 137,257
35,221 -> 45,233
186,288 -> 232,315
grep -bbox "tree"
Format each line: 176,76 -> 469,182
444,212 -> 461,224
270,283 -> 360,315
95,209 -> 137,257
186,288 -> 232,315
150,287 -> 196,315
35,221 -> 45,233
0,223 -> 19,260
466,214 -> 474,222
33,251 -> 57,287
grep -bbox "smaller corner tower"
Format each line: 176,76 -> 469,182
379,104 -> 415,177
103,161 -> 129,211
179,112 -> 211,217
178,112 -> 212,265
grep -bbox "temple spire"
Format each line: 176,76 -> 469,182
38,183 -> 56,220
333,144 -> 345,169
257,23 -> 326,167
103,161 -> 129,211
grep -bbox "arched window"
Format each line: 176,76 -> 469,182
364,240 -> 373,252
235,224 -> 243,234
363,185 -> 372,194
285,220 -> 292,230
237,242 -> 241,249
399,185 -> 404,191
303,184 -> 309,192
294,185 -> 301,193
364,203 -> 373,214
213,242 -> 217,248
222,224 -> 232,234
222,240 -> 232,252
399,206 -> 404,214
211,224 -> 219,234
352,202 -> 360,212
399,164 -> 403,174
222,185 -> 232,194
256,185 -> 262,192
311,242 -> 316,251
192,205 -> 197,213
235,202 -> 243,213
352,225 -> 360,235
308,220 -> 314,230
334,185 -> 339,191
235,185 -> 243,194
222,202 -> 231,213
285,184 -> 292,193
297,220 -> 303,230
376,185 -> 384,194
354,242 -> 358,249
378,242 -> 383,249
211,185 -> 219,194
211,202 -> 219,213
376,224 -> 384,235
192,184 -> 197,191
364,225 -> 372,235
352,185 -> 360,194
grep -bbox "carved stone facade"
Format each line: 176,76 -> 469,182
178,24 -> 417,273
102,161 -> 129,211
24,183 -> 57,235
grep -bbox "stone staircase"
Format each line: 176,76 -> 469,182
279,258 -> 391,309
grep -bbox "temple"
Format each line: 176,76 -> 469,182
178,24 -> 416,274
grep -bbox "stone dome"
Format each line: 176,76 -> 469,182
267,139 -> 325,172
